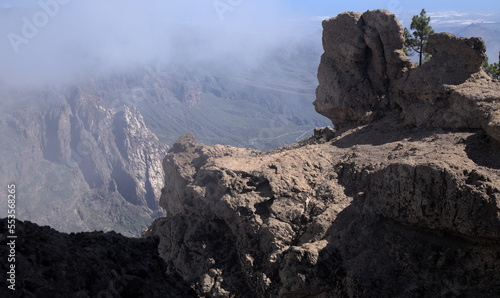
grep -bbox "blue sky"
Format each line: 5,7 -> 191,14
1,0 -> 499,15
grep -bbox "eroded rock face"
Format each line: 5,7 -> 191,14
314,10 -> 413,127
145,120 -> 500,297
314,10 -> 500,143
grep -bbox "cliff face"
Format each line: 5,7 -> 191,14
145,10 -> 500,297
0,86 -> 168,236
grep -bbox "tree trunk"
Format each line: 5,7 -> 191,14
419,39 -> 423,66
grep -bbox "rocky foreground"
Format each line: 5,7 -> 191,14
145,120 -> 500,297
144,9 -> 500,297
0,219 -> 195,297
1,9 -> 500,297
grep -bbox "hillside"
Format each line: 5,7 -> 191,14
76,38 -> 329,150
0,86 -> 168,236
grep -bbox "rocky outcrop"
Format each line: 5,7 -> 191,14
314,10 -> 500,143
145,120 -> 500,297
145,10 -> 500,297
0,218 -> 195,298
314,10 -> 413,127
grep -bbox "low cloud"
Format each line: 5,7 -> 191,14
0,0 -> 305,87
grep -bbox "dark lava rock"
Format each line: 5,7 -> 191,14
0,218 -> 195,298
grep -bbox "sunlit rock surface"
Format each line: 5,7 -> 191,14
145,10 -> 500,297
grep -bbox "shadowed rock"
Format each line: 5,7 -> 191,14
0,219 -> 195,298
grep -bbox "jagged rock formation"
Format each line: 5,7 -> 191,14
0,86 -> 168,236
0,219 -> 195,298
145,10 -> 500,297
314,10 -> 500,143
314,10 -> 413,127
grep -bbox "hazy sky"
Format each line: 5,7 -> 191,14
0,1 -> 499,87
1,0 -> 498,25
0,0 -> 311,86
2,0 -> 499,14
287,0 -> 500,15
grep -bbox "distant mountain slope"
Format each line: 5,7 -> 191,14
77,37 -> 330,151
0,34 -> 330,235
0,87 -> 168,236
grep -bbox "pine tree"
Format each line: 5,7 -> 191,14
483,56 -> 500,79
404,9 -> 434,66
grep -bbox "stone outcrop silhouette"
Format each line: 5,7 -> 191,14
0,219 -> 195,298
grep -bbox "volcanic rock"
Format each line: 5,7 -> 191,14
0,218 -> 195,298
145,10 -> 500,297
314,10 -> 500,143
145,119 -> 500,297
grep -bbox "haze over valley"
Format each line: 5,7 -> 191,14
1,2 -> 500,297
0,1 -> 499,235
